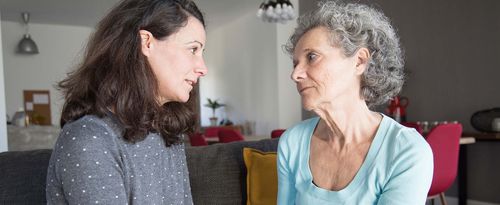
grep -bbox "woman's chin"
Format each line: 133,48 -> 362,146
178,94 -> 190,103
159,95 -> 189,104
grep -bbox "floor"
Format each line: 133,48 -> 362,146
426,197 -> 500,205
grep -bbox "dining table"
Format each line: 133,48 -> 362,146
457,132 -> 499,205
204,135 -> 268,144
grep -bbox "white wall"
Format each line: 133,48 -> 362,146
200,1 -> 301,135
200,11 -> 278,135
1,21 -> 92,126
0,11 -> 8,152
276,2 -> 301,129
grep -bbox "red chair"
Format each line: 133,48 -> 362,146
271,129 -> 286,138
218,129 -> 245,143
189,133 -> 208,146
204,127 -> 223,139
401,122 -> 423,134
426,123 -> 462,205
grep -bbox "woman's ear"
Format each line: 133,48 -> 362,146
355,47 -> 370,75
139,30 -> 154,57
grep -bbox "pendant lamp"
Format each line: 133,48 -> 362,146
17,12 -> 39,54
256,0 -> 295,24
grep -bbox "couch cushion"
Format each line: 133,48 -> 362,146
0,139 -> 279,205
186,138 -> 279,205
0,149 -> 52,205
243,147 -> 278,205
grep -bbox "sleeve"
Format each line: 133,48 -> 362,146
377,131 -> 434,205
47,119 -> 128,204
277,131 -> 296,205
180,144 -> 194,203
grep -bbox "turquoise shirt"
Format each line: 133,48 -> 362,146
277,115 -> 433,205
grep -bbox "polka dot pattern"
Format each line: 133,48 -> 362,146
46,115 -> 193,204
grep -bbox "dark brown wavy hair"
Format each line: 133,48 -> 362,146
58,0 -> 205,146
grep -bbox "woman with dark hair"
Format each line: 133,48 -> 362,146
277,1 -> 433,204
46,0 -> 207,204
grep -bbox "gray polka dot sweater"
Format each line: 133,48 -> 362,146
46,114 -> 193,205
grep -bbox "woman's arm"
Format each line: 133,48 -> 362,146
46,119 -> 128,204
277,136 -> 296,205
377,132 -> 434,205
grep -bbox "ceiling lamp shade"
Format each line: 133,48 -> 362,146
17,12 -> 39,54
256,0 -> 295,24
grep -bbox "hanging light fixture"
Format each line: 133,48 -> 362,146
256,0 -> 296,24
17,12 -> 39,54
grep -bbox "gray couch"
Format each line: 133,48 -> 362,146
0,138 -> 279,205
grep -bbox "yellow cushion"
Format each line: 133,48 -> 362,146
243,147 -> 278,205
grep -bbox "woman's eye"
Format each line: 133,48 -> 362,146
307,53 -> 317,62
190,47 -> 198,54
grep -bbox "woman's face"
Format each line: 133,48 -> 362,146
141,16 -> 207,104
291,26 -> 364,111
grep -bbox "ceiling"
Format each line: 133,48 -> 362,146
0,0 -> 260,28
0,0 -> 120,27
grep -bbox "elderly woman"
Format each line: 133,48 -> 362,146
277,1 -> 433,204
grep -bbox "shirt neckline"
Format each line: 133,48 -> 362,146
303,114 -> 389,201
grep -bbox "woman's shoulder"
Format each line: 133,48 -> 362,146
382,117 -> 432,160
54,115 -> 122,153
48,115 -> 130,187
391,121 -> 428,148
278,117 -> 319,149
64,113 -> 122,134
282,117 -> 318,137
62,115 -> 116,135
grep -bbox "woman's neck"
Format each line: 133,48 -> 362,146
312,99 -> 381,146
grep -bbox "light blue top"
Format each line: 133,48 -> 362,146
277,115 -> 433,205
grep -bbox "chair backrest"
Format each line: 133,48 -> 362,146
204,127 -> 223,138
189,133 -> 209,146
426,123 -> 462,196
218,129 -> 245,143
401,122 -> 423,134
271,129 -> 286,138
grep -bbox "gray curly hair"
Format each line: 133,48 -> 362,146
285,0 -> 405,107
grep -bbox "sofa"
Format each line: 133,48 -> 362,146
0,138 -> 279,205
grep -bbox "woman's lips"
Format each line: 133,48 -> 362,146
299,86 -> 312,93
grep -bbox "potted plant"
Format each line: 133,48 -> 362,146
204,98 -> 225,126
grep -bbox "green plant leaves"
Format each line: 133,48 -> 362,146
204,98 -> 225,109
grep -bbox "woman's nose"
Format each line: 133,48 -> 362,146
196,59 -> 208,76
291,64 -> 305,82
